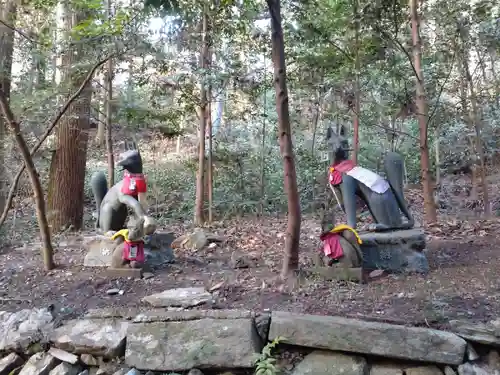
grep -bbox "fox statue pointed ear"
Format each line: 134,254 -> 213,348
326,126 -> 334,140
339,125 -> 346,137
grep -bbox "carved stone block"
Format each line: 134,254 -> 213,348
359,228 -> 429,274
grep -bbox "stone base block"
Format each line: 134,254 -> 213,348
106,268 -> 143,279
83,231 -> 175,268
359,228 -> 429,274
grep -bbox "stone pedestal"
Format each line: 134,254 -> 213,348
83,231 -> 175,269
359,228 -> 429,274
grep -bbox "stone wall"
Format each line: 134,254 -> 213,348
0,307 -> 498,375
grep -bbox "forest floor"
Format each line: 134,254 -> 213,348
1,212 -> 500,329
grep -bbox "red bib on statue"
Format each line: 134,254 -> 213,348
121,172 -> 147,196
122,240 -> 145,262
329,160 -> 355,186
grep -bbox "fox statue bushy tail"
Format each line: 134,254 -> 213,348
90,171 -> 108,230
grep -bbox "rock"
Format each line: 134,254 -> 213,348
0,353 -> 24,375
142,287 -> 211,308
143,232 -> 175,266
49,363 -> 81,375
125,318 -> 260,371
110,369 -> 129,375
359,228 -> 429,274
450,319 -> 500,346
0,308 -> 54,352
124,370 -> 141,375
467,344 -> 479,361
106,289 -> 120,295
269,311 -> 466,365
48,348 -> 78,365
254,312 -> 271,345
171,230 -> 223,251
458,363 -> 490,375
291,351 -> 367,375
488,350 -> 500,370
370,364 -> 403,375
19,353 -> 58,375
77,371 -> 88,375
50,319 -> 128,358
229,251 -> 253,269
142,273 -> 154,280
444,367 -> 457,375
405,366 -> 443,375
80,355 -> 98,367
187,370 -> 204,375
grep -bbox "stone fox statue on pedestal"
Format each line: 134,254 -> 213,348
90,149 -> 147,232
326,125 -> 414,231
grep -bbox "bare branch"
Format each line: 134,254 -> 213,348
0,18 -> 38,43
0,54 -> 115,228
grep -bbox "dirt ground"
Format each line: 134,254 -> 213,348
1,214 -> 499,329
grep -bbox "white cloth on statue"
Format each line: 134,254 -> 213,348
346,166 -> 390,194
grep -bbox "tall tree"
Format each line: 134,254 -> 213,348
194,5 -> 209,225
267,0 -> 301,278
47,3 -> 93,231
409,0 -> 437,224
0,0 -> 16,215
458,19 -> 490,215
105,0 -> 114,188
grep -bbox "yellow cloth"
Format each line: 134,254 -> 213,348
330,224 -> 362,244
110,229 -> 130,242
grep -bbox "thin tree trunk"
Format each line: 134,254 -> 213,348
0,90 -> 55,270
105,0 -> 114,187
463,45 -> 490,215
434,127 -> 440,186
194,7 -> 209,225
96,73 -> 106,145
410,0 -> 437,223
0,0 -> 16,215
259,68 -> 268,215
267,0 -> 301,278
207,85 -> 213,223
352,0 -> 360,163
105,62 -> 114,187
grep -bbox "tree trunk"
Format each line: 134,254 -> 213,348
47,8 -> 92,232
409,0 -> 437,224
267,0 -> 301,278
96,73 -> 106,145
0,89 -> 55,270
352,0 -> 360,163
434,127 -> 440,186
0,0 -> 16,215
207,85 -> 213,223
105,0 -> 114,188
194,7 -> 209,225
462,44 -> 490,215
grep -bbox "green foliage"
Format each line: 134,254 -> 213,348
254,336 -> 286,375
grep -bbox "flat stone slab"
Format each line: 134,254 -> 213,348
50,319 -> 128,358
449,319 -> 500,346
0,308 -> 55,352
142,287 -> 212,308
359,228 -> 429,273
291,351 -> 367,375
269,311 -> 466,365
125,318 -> 260,371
